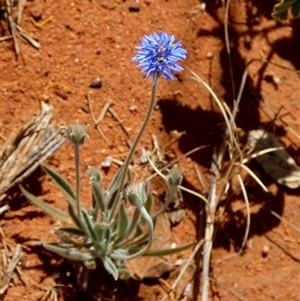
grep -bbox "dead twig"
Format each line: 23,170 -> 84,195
87,92 -> 112,147
108,107 -> 130,137
17,0 -> 26,25
160,239 -> 204,301
0,101 -> 65,201
1,0 -> 40,56
0,227 -> 23,297
29,15 -> 54,28
209,277 -> 248,301
5,0 -> 20,56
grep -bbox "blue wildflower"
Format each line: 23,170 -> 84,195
132,32 -> 187,84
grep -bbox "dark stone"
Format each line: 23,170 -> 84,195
129,5 -> 140,12
90,80 -> 102,88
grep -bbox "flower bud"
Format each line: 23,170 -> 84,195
166,165 -> 183,186
88,166 -> 101,182
63,120 -> 89,145
124,182 -> 147,208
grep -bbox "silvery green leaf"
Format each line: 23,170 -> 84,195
111,249 -> 128,257
42,164 -> 76,201
116,203 -> 129,239
101,211 -> 110,223
95,221 -> 110,230
68,204 -> 82,229
272,0 -> 300,20
98,238 -> 107,251
58,234 -> 78,245
106,166 -> 124,197
110,249 -> 128,260
111,213 -> 118,233
43,244 -> 94,261
82,210 -> 97,242
139,190 -> 153,226
113,208 -> 140,247
20,185 -> 71,223
93,223 -> 104,242
145,241 -> 196,256
144,190 -> 153,214
119,224 -> 148,249
107,189 -> 118,210
58,227 -> 85,236
91,181 -> 106,213
103,257 -> 119,280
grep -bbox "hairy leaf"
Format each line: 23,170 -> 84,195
20,185 -> 71,223
43,244 -> 94,261
68,204 -> 82,229
116,203 -> 129,240
58,227 -> 85,236
42,164 -> 76,201
145,241 -> 196,256
103,257 -> 119,280
272,0 -> 300,20
82,210 -> 97,242
91,181 -> 106,213
114,207 -> 140,247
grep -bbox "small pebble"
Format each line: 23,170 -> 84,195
262,245 -> 270,257
206,51 -> 213,58
129,5 -> 140,12
90,79 -> 102,88
129,105 -> 137,112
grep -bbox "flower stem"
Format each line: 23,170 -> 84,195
74,143 -> 83,228
112,205 -> 154,261
151,185 -> 177,219
109,78 -> 158,220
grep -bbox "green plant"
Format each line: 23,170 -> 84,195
20,32 -> 194,289
20,122 -> 194,288
272,0 -> 300,20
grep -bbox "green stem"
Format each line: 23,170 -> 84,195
74,143 -> 83,228
109,80 -> 158,220
151,185 -> 177,219
112,205 -> 154,261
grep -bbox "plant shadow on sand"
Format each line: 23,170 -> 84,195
158,98 -> 286,245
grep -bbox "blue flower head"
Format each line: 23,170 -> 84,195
132,32 -> 187,85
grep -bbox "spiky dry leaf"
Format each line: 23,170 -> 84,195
248,129 -> 300,189
0,102 -> 65,201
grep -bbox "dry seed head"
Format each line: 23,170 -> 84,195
63,120 -> 89,145
166,164 -> 183,186
124,182 -> 147,208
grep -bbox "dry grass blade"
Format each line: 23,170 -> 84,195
5,0 -> 19,55
1,0 -> 40,56
0,227 -> 23,297
146,153 -> 211,211
236,174 -> 250,253
160,239 -> 204,301
234,162 -> 268,192
248,129 -> 300,189
209,277 -> 248,301
243,146 -> 284,163
188,68 -> 234,146
146,145 -> 211,182
0,102 -> 65,201
194,164 -> 209,193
